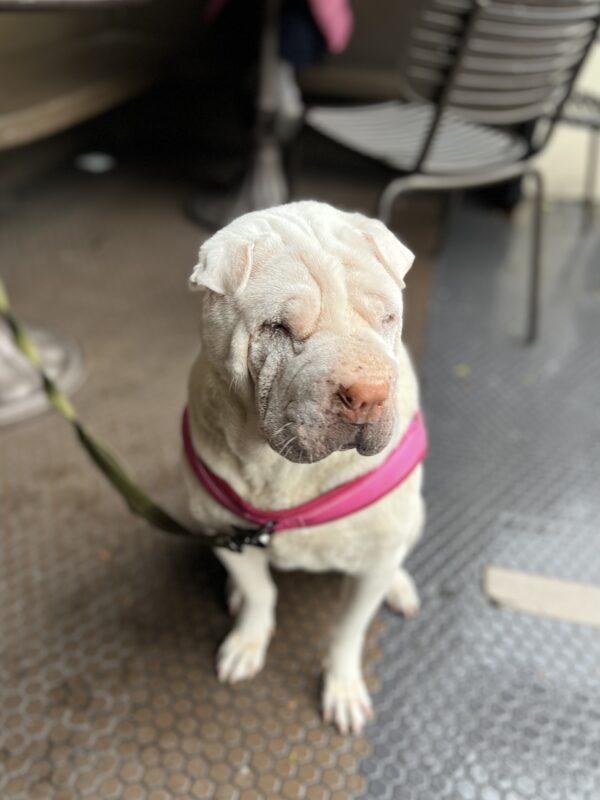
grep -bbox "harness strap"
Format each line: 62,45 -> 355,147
183,408 -> 427,532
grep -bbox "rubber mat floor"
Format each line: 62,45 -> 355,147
2,162 -> 598,798
357,201 -> 600,799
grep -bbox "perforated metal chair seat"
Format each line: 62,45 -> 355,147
561,91 -> 600,129
306,101 -> 529,175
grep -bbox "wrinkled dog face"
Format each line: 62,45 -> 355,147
190,202 -> 414,463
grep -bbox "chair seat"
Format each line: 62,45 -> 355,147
561,92 -> 600,129
306,101 -> 529,175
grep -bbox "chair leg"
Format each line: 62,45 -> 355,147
377,177 -> 416,225
524,169 -> 544,345
583,129 -> 599,229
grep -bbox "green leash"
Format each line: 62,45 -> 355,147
0,276 -> 270,552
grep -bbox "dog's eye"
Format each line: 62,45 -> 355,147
261,321 -> 292,337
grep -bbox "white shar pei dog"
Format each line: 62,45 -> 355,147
184,201 -> 426,734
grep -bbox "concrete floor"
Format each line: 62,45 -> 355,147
0,160 -> 439,800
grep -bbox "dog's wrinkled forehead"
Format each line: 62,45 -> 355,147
188,201 -> 414,300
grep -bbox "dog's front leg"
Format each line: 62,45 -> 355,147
215,546 -> 277,683
323,564 -> 397,735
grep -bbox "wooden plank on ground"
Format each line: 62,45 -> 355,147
483,565 -> 600,628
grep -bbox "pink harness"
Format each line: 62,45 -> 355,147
182,409 -> 427,533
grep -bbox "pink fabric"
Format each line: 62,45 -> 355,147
203,0 -> 354,54
183,409 -> 427,532
307,0 -> 353,54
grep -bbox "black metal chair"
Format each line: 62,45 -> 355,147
306,0 -> 600,343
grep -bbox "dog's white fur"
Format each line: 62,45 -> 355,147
184,201 -> 425,734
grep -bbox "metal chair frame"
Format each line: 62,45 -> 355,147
380,0 -> 599,343
307,0 -> 600,343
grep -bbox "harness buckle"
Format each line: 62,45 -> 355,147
216,520 -> 276,553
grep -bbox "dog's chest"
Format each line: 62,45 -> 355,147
185,441 -> 423,574
268,523 -> 397,573
267,472 -> 423,574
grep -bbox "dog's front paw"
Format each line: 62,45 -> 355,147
217,628 -> 271,683
322,672 -> 374,735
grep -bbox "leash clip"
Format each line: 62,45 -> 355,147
217,520 -> 276,553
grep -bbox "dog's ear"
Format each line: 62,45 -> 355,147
189,239 -> 255,296
359,218 -> 414,289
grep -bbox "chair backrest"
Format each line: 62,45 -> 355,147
401,0 -> 600,127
